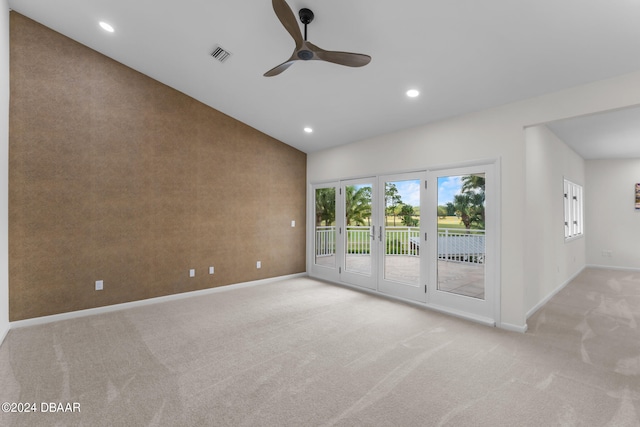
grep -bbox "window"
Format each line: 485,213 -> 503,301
564,179 -> 583,240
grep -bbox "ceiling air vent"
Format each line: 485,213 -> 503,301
211,45 -> 232,63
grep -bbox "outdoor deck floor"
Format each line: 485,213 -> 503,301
316,255 -> 484,299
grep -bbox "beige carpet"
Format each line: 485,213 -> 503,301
1,268 -> 639,426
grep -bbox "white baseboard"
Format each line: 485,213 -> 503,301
425,302 -> 496,328
10,273 -> 307,330
525,266 -> 586,320
587,264 -> 640,272
499,322 -> 528,333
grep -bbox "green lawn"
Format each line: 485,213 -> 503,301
437,216 -> 466,230
384,215 -> 467,230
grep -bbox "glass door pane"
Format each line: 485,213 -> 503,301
344,183 -> 373,275
314,186 -> 336,269
384,179 -> 421,285
436,173 -> 485,299
341,179 -> 377,290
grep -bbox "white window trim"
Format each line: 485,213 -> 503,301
564,178 -> 584,241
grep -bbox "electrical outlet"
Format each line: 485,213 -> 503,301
256,261 -> 261,269
602,250 -> 613,258
95,280 -> 103,291
291,220 -> 296,227
189,269 -> 196,277
209,266 -> 214,275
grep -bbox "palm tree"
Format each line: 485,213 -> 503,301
467,191 -> 485,229
461,174 -> 485,193
345,185 -> 371,225
455,174 -> 486,230
453,193 -> 473,230
454,191 -> 485,230
315,187 -> 335,226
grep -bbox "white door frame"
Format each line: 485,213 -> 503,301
377,172 -> 427,303
425,162 -> 498,323
308,159 -> 501,327
309,182 -> 340,283
339,177 -> 378,290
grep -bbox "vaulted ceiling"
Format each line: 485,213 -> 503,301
8,0 -> 640,155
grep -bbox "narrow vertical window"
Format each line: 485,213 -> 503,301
564,179 -> 583,240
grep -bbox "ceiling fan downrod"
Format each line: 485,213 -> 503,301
299,8 -> 314,41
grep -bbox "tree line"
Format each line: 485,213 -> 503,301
315,175 -> 485,230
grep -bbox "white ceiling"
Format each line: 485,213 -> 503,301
8,0 -> 640,154
547,106 -> 640,160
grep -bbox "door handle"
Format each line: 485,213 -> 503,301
370,226 -> 375,240
379,226 -> 383,242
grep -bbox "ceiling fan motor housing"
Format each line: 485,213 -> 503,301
298,50 -> 314,60
299,8 -> 314,24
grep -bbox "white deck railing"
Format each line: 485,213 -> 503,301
346,226 -> 373,254
315,226 -> 485,264
437,228 -> 485,264
386,227 -> 421,256
315,226 -> 335,257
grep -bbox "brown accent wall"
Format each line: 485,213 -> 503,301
8,13 -> 306,321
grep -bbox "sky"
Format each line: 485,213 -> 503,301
437,176 -> 462,205
391,179 -> 421,207
387,177 -> 463,207
354,176 -> 463,207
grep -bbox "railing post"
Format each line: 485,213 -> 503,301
445,229 -> 449,261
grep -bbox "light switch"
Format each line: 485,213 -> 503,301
256,261 -> 261,269
189,269 -> 195,277
95,280 -> 103,291
209,266 -> 214,275
291,220 -> 296,227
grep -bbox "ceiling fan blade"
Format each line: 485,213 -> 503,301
264,58 -> 297,77
272,0 -> 303,48
308,42 -> 371,67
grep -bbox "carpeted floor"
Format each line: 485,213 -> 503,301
0,267 -> 639,426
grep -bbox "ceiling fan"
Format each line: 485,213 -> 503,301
264,0 -> 372,77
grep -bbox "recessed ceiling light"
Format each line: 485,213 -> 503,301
304,127 -> 313,133
99,21 -> 114,33
406,89 -> 420,98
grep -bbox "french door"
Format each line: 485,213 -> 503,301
310,162 -> 498,324
336,174 -> 426,299
310,182 -> 340,282
340,178 -> 377,290
377,173 -> 427,302
425,164 -> 497,322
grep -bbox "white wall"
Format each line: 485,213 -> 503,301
1,1 -> 10,346
586,159 -> 640,270
308,71 -> 640,331
524,125 -> 585,315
